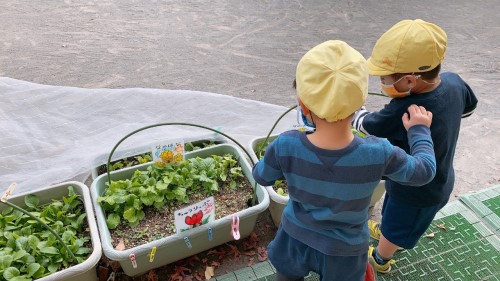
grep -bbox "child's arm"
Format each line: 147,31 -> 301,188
352,106 -> 370,135
384,105 -> 436,186
251,140 -> 284,187
461,82 -> 478,118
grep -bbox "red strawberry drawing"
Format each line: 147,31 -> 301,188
185,210 -> 203,226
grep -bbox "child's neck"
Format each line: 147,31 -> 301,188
412,77 -> 441,94
307,120 -> 354,150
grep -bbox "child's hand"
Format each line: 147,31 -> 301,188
402,104 -> 433,130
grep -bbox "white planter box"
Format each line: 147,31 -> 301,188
248,134 -> 385,227
0,181 -> 102,281
90,144 -> 269,276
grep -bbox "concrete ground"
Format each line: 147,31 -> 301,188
1,0 -> 499,231
1,0 -> 499,279
2,0 -> 499,205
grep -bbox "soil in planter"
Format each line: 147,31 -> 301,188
109,177 -> 255,249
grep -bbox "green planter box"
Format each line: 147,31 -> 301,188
90,144 -> 269,276
248,134 -> 385,227
90,135 -> 227,180
0,181 -> 102,281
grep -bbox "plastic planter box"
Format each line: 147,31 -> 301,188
0,181 -> 102,281
248,135 -> 386,227
90,135 -> 227,180
90,143 -> 269,276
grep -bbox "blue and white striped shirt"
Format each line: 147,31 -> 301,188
252,126 -> 435,256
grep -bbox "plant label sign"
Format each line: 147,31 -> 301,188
174,196 -> 215,233
152,139 -> 185,166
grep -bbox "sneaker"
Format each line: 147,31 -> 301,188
368,220 -> 381,240
368,246 -> 396,274
368,220 -> 404,250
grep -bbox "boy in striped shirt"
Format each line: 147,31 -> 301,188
252,40 -> 436,281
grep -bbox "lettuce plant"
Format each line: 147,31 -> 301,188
98,153 -> 244,229
0,186 -> 90,281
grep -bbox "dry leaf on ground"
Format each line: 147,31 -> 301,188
205,266 -> 215,280
257,246 -> 268,261
115,238 -> 125,251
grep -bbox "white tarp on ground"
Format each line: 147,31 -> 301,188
0,77 -> 297,195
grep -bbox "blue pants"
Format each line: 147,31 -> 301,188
268,226 -> 367,281
380,194 -> 448,249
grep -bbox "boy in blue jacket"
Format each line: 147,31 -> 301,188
252,40 -> 436,281
352,19 -> 478,273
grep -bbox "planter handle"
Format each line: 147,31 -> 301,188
106,122 -> 255,186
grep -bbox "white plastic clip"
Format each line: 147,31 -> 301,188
231,215 -> 240,240
129,253 -> 137,268
184,237 -> 192,249
1,183 -> 16,202
149,246 -> 157,262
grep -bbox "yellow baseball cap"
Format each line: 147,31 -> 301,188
296,40 -> 368,122
367,19 -> 447,76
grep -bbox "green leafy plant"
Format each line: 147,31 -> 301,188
0,187 -> 91,281
185,140 -> 219,152
98,153 -> 245,230
97,140 -> 222,176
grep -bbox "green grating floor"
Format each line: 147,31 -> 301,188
376,200 -> 500,281
213,185 -> 500,281
459,184 -> 500,235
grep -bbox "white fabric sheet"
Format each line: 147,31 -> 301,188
0,77 -> 297,195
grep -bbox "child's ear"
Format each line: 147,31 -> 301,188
297,98 -> 311,115
406,75 -> 419,88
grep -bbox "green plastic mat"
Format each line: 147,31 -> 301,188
375,200 -> 500,281
459,184 -> 500,235
213,261 -> 321,281
214,193 -> 500,281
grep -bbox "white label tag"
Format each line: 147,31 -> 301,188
151,139 -> 185,166
174,196 -> 216,233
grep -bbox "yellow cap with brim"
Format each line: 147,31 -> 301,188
367,19 -> 447,76
296,40 -> 368,122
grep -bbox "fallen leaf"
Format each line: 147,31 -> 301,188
193,272 -> 203,281
146,270 -> 158,281
243,250 -> 256,256
210,261 -> 221,267
426,232 -> 435,238
205,266 -> 215,280
247,257 -> 255,267
187,255 -> 200,267
257,246 -> 268,261
243,239 -> 258,250
170,266 -> 191,281
435,224 -> 447,231
115,238 -> 125,251
249,232 -> 259,242
226,243 -> 241,258
207,248 -> 226,259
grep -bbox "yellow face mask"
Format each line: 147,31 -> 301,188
380,75 -> 412,98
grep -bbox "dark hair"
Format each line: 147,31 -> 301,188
293,79 -> 297,89
393,64 -> 441,81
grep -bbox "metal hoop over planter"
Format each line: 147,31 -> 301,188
105,122 -> 258,204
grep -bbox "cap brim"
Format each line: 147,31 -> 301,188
367,57 -> 395,76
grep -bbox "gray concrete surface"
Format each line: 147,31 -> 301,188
1,0 -> 499,202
